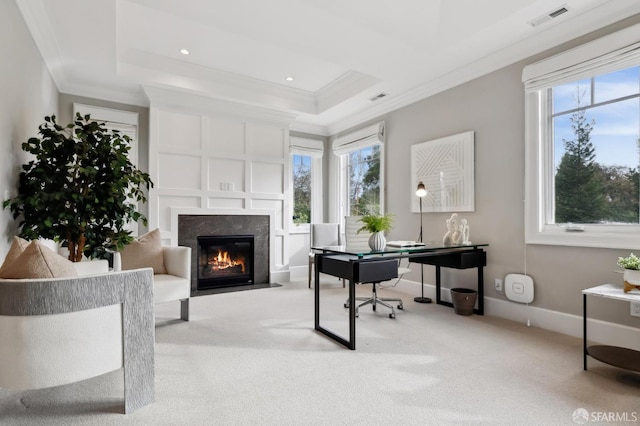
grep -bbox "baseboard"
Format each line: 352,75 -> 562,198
395,279 -> 640,351
288,265 -> 307,283
271,269 -> 290,284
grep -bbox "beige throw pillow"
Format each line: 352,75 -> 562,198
0,240 -> 78,279
120,228 -> 166,274
0,236 -> 30,276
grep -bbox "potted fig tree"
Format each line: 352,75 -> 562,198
3,113 -> 153,261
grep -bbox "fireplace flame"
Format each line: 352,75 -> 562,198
208,250 -> 245,273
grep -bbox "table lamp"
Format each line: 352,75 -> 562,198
415,181 -> 432,304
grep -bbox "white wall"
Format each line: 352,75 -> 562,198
0,0 -> 58,259
338,14 -> 640,327
145,89 -> 293,276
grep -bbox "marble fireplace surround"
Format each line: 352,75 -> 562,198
171,208 -> 275,295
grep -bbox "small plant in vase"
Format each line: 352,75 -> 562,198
617,253 -> 640,293
358,213 -> 393,251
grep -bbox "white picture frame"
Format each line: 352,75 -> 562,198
411,131 -> 475,213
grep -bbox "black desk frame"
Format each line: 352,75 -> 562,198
314,245 -> 487,350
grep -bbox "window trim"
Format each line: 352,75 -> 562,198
523,24 -> 640,250
289,137 -> 323,233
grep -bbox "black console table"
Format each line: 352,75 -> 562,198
411,249 -> 486,315
314,243 -> 488,350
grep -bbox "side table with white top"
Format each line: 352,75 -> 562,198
582,283 -> 640,372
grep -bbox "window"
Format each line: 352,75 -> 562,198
345,145 -> 381,215
292,154 -> 312,224
552,67 -> 639,225
523,24 -> 640,249
289,137 -> 323,230
331,122 -> 386,222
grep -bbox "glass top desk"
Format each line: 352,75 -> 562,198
312,243 -> 488,349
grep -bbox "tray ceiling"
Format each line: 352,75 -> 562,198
16,0 -> 640,134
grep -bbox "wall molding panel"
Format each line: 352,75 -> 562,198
148,97 -> 291,276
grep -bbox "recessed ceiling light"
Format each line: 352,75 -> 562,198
285,76 -> 294,82
179,48 -> 190,55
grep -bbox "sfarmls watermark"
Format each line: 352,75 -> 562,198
573,408 -> 638,424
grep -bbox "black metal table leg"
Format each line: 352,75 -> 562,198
476,264 -> 484,315
583,293 -> 588,370
314,253 -> 320,330
435,265 -> 442,305
314,252 -> 356,350
348,263 -> 356,350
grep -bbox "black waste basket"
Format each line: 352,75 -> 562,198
450,288 -> 477,316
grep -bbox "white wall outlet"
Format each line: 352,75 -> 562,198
495,278 -> 503,292
631,301 -> 640,317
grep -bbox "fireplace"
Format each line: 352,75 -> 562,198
178,214 -> 271,296
197,235 -> 254,290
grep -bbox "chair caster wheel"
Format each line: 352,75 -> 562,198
344,303 -> 349,308
398,305 -> 403,310
373,306 -> 376,311
389,314 -> 395,319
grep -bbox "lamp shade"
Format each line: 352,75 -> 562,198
416,181 -> 427,197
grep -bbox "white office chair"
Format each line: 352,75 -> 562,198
343,216 -> 408,318
308,223 -> 343,288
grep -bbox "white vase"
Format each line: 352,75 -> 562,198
623,269 -> 640,285
368,232 -> 386,251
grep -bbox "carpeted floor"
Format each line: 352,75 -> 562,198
1,279 -> 639,425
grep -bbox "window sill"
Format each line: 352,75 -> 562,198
526,227 -> 640,250
290,224 -> 310,235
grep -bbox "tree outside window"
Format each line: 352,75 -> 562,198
292,154 -> 311,224
552,65 -> 640,225
347,145 -> 381,215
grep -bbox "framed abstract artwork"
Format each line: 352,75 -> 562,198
411,131 -> 475,212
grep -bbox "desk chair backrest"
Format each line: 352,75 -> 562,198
311,223 -> 341,248
344,216 -> 370,249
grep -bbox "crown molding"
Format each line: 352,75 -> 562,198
289,121 -> 330,136
143,86 -> 297,125
59,80 -> 149,108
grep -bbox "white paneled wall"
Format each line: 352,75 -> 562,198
148,103 -> 291,276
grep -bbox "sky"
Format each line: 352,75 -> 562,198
553,65 -> 640,169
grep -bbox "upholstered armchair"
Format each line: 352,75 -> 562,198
0,262 -> 155,414
114,229 -> 191,321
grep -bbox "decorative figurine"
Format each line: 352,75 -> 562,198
443,213 -> 461,246
461,218 -> 471,245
